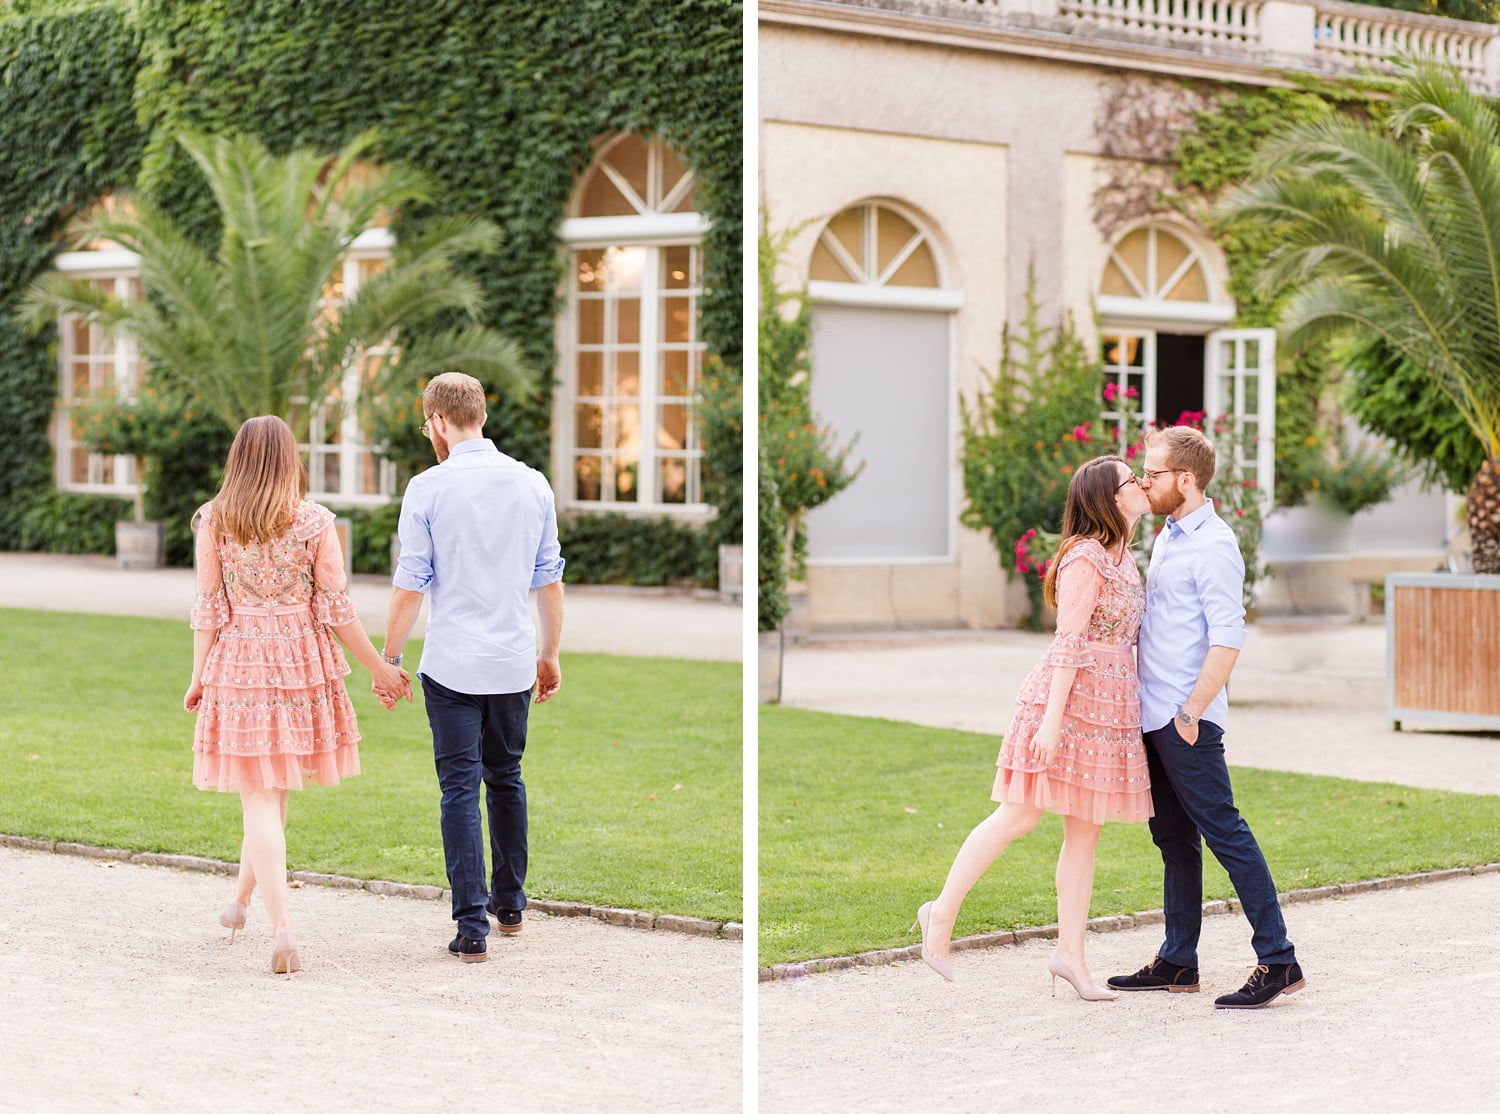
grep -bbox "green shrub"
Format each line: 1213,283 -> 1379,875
16,491 -> 131,554
556,513 -> 713,588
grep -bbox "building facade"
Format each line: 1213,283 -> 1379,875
762,0 -> 1476,628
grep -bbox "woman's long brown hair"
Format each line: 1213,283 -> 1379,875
209,416 -> 307,545
1042,454 -> 1134,609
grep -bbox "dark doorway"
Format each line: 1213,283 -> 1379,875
1155,333 -> 1205,426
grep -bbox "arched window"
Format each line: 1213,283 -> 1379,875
809,201 -> 941,290
562,134 -> 707,509
1101,225 -> 1211,304
803,200 -> 958,563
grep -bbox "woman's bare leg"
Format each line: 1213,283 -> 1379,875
925,803 -> 1043,958
229,795 -> 284,906
239,788 -> 291,932
1054,814 -> 1104,985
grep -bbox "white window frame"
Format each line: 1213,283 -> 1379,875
559,135 -> 711,516
55,230 -> 399,509
51,257 -> 143,498
302,229 -> 399,509
1206,327 -> 1278,509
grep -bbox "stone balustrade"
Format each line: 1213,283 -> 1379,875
865,0 -> 1500,89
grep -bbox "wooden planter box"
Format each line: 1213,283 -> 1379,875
1386,573 -> 1500,731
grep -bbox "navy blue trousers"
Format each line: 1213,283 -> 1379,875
421,674 -> 532,941
1144,720 -> 1296,967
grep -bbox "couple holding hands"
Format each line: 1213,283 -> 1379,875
182,373 -> 564,974
915,425 -> 1307,1010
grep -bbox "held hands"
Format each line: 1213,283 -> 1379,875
183,680 -> 203,713
372,662 -> 412,710
1029,718 -> 1063,766
534,656 -> 561,704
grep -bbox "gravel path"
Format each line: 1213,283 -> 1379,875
0,847 -> 740,1112
760,871 -> 1500,1112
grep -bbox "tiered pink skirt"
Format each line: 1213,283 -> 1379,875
193,604 -> 362,792
993,642 -> 1152,824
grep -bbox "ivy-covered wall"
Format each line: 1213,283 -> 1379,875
0,0 -> 741,572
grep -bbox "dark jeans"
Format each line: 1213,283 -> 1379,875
1144,720 -> 1296,967
421,673 -> 532,941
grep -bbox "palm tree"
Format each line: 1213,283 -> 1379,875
1215,58 -> 1500,573
21,128 -> 531,452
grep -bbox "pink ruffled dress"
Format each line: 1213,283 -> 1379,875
189,500 -> 362,792
993,537 -> 1152,824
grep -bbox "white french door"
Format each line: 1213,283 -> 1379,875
1205,327 -> 1277,510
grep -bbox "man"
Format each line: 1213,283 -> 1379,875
382,372 -> 565,963
1108,425 -> 1306,1009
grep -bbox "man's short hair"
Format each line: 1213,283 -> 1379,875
423,372 -> 487,428
1144,425 -> 1216,490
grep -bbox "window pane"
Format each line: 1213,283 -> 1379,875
664,245 -> 692,290
662,350 -> 691,397
614,404 -> 640,451
662,297 -> 692,343
614,456 -> 639,502
662,143 -> 691,207
98,455 -> 115,485
671,177 -> 700,214
1155,233 -> 1190,297
576,250 -> 606,292
617,297 -> 640,344
658,403 -> 688,451
874,208 -> 920,277
1100,259 -> 1135,298
578,299 -> 604,345
575,404 -> 603,449
605,247 -> 645,293
607,135 -> 650,209
72,319 -> 90,357
827,207 -> 865,274
577,350 -> 604,396
1115,231 -> 1150,291
1166,262 -> 1208,302
575,455 -> 602,501
615,350 -> 640,397
358,451 -> 380,495
810,239 -> 854,283
1245,338 -> 1261,368
1243,378 -> 1260,416
659,457 -> 687,504
359,258 -> 387,283
72,362 -> 90,398
71,446 -> 89,482
887,241 -> 938,288
580,168 -> 635,217
321,454 -> 341,492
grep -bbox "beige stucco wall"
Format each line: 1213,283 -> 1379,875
761,24 -> 1201,629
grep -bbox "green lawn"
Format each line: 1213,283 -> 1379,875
0,608 -> 741,921
760,706 -> 1500,965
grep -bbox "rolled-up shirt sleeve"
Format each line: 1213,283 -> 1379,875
1201,536 -> 1249,650
531,488 -> 565,589
393,483 -> 436,593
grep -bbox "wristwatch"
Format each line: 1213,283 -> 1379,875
382,652 -> 403,666
1176,707 -> 1197,728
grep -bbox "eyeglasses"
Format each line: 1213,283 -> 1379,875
1117,475 -> 1141,490
1139,468 -> 1184,484
419,416 -> 433,437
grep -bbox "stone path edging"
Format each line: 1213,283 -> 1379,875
757,861 -> 1500,981
1,834 -> 741,942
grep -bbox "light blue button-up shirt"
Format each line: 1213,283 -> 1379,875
1138,499 -> 1248,733
394,439 -> 565,695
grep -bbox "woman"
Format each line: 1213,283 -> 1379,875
914,455 -> 1153,999
184,416 -> 409,975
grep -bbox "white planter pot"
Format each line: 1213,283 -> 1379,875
718,544 -> 743,602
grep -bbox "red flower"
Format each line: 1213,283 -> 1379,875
1072,423 -> 1092,443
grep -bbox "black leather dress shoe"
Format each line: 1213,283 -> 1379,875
1214,962 -> 1306,1009
1107,955 -> 1200,992
448,933 -> 488,963
486,898 -> 524,934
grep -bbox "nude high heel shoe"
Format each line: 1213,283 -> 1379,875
219,902 -> 248,944
908,901 -> 955,983
271,929 -> 301,975
1048,953 -> 1118,1001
